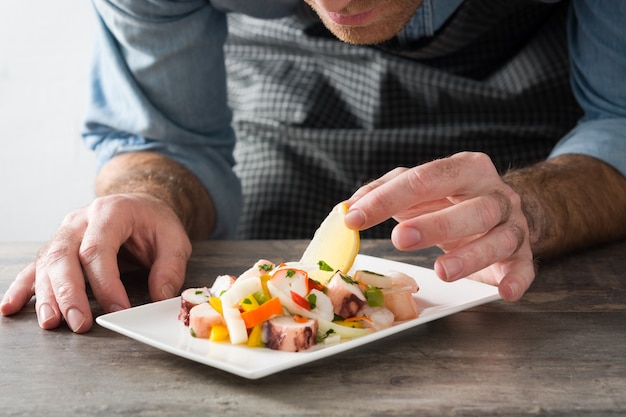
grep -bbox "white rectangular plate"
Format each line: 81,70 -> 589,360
96,254 -> 500,379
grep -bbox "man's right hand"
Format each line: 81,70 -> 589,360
1,151 -> 215,333
0,192 -> 193,333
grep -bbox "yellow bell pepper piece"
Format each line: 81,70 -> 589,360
333,320 -> 364,328
260,274 -> 272,299
246,324 -> 264,348
239,294 -> 260,312
209,324 -> 229,342
209,296 -> 223,315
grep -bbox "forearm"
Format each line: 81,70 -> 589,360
503,154 -> 626,259
96,152 -> 214,240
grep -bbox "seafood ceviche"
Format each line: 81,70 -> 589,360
178,259 -> 420,352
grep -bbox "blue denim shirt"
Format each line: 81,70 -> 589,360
84,0 -> 626,238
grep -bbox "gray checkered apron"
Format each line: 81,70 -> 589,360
225,0 -> 582,239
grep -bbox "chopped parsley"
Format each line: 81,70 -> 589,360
318,260 -> 334,271
339,272 -> 358,285
307,293 -> 317,310
317,328 -> 336,343
362,270 -> 384,276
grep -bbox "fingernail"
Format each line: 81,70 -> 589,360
161,283 -> 176,299
0,293 -> 11,311
109,304 -> 125,313
392,227 -> 421,249
66,308 -> 86,333
505,281 -> 520,300
344,209 -> 365,229
38,303 -> 57,328
441,257 -> 463,281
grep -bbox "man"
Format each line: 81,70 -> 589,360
2,0 -> 625,333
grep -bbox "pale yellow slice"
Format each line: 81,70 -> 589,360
299,203 -> 360,283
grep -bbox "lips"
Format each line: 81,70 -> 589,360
326,7 -> 379,26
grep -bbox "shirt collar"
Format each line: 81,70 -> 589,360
397,0 -> 465,45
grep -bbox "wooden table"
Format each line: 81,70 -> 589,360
1,240 -> 625,416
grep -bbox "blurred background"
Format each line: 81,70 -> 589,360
0,1 -> 97,242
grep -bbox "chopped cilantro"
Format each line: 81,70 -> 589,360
286,269 -> 296,278
307,293 -> 317,310
316,328 -> 336,343
258,263 -> 274,272
339,272 -> 358,285
318,260 -> 334,271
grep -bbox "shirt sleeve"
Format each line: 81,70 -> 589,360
82,0 -> 241,239
549,0 -> 626,177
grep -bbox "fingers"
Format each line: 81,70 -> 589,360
391,189 -> 514,251
346,167 -> 407,206
77,193 -> 188,310
0,262 -> 36,316
113,194 -> 192,303
432,221 -> 526,282
463,244 -> 536,302
77,198 -> 133,315
147,242 -> 191,302
346,153 -> 498,230
37,210 -> 94,332
344,168 -> 407,229
497,257 -> 536,302
74,193 -> 189,315
431,221 -> 535,302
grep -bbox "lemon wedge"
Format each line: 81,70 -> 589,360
299,203 -> 360,283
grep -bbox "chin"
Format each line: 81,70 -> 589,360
321,20 -> 400,45
331,27 -> 396,45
